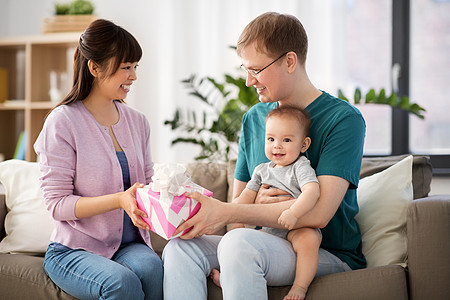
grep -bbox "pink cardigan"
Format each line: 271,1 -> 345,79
34,100 -> 154,258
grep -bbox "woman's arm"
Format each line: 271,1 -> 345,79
176,175 -> 348,238
75,183 -> 150,230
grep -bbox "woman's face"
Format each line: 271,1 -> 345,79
240,43 -> 291,104
95,60 -> 139,101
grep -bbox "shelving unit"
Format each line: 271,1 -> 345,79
0,32 -> 80,161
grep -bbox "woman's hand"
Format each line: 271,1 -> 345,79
119,183 -> 150,231
255,184 -> 294,204
174,192 -> 228,239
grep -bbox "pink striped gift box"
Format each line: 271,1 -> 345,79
136,183 -> 213,240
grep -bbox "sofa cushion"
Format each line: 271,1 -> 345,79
0,254 -> 76,299
0,160 -> 54,254
302,265 -> 408,300
356,155 -> 413,268
206,265 -> 408,300
0,194 -> 6,240
360,154 -> 432,199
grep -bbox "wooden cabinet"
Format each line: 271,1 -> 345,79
0,32 -> 80,161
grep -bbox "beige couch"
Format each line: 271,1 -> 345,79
0,155 -> 449,300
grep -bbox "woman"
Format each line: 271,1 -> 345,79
34,19 -> 163,300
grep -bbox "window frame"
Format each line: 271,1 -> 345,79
391,0 -> 449,174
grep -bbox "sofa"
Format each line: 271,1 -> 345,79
0,155 -> 449,300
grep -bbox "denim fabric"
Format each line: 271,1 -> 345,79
163,228 -> 350,300
44,242 -> 163,300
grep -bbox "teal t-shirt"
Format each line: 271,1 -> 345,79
235,91 -> 367,270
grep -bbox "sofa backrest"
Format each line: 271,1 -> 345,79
0,155 -> 433,253
360,155 -> 432,199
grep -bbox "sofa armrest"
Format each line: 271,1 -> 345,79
407,195 -> 450,300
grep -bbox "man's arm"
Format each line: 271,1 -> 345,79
246,175 -> 348,229
230,180 -> 257,230
232,179 -> 247,200
176,175 -> 349,238
295,175 -> 348,228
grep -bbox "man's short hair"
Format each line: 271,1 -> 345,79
237,12 -> 308,65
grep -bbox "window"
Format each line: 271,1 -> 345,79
409,0 -> 450,173
343,0 -> 449,173
344,0 -> 392,155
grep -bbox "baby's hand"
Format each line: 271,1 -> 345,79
229,223 -> 245,231
278,209 -> 298,230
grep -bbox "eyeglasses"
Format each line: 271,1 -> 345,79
240,52 -> 289,77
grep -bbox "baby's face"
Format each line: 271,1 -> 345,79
264,116 -> 306,167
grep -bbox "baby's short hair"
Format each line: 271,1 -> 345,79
266,106 -> 311,136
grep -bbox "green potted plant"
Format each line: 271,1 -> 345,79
42,0 -> 96,33
164,72 -> 258,162
338,87 -> 426,119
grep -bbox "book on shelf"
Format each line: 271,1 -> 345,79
13,131 -> 26,160
0,68 -> 8,103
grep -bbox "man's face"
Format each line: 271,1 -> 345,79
240,43 -> 289,104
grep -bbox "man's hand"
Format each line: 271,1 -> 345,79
175,192 -> 228,239
255,184 -> 294,204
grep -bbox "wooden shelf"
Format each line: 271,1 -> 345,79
0,100 -> 26,110
0,33 -> 80,161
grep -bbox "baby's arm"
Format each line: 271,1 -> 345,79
278,181 -> 320,230
230,187 -> 258,229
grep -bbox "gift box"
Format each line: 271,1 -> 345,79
136,164 -> 213,240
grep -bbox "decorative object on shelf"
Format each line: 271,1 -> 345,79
338,87 -> 426,119
49,70 -> 69,102
42,0 -> 96,33
0,68 -> 8,103
13,131 -> 26,160
164,71 -> 259,162
0,33 -> 79,162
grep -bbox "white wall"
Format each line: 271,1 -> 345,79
0,0 -> 344,163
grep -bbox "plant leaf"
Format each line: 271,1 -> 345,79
365,89 -> 376,103
354,88 -> 362,104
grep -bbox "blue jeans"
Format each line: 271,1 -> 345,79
44,242 -> 163,300
163,228 -> 351,300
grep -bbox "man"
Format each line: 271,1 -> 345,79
163,12 -> 366,300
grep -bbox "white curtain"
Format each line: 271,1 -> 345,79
121,0 -> 347,163
1,0 -> 346,163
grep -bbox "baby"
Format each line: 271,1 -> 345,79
212,106 -> 321,300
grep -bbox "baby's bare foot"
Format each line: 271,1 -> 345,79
209,269 -> 221,287
283,284 -> 307,300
